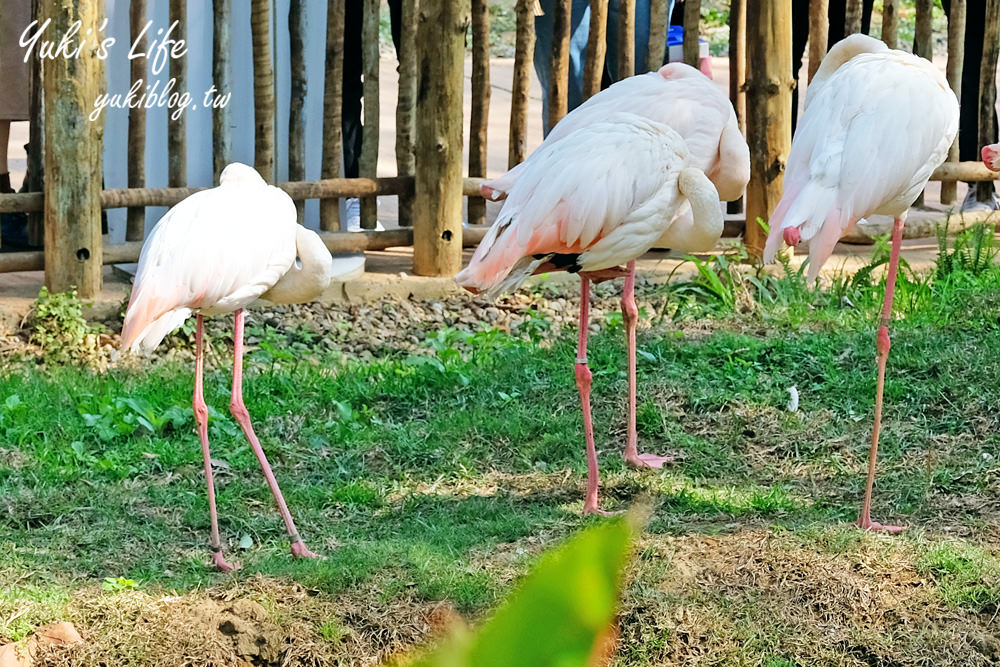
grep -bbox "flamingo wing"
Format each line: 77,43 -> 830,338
457,113 -> 690,297
121,180 -> 298,353
764,52 -> 958,277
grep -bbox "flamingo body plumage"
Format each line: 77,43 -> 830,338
121,162 -> 336,569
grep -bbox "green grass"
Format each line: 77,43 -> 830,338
6,231 -> 1000,663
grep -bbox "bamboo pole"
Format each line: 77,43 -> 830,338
807,0 -> 828,83
646,0 -> 668,71
509,0 -> 535,167
321,0 -> 345,230
941,0 -> 965,205
414,0 -> 470,276
584,0 -> 608,99
127,0 -> 147,241
289,0 -> 307,219
360,0 -> 380,228
744,0 -> 793,258
618,0 -> 635,78
881,0 -> 898,49
26,0 -> 43,247
726,0 -> 746,215
469,0 -> 491,227
41,0 -> 103,296
395,0 -> 418,226
976,0 -> 1000,202
252,0 -> 276,182
845,0 -> 862,34
549,0 -> 572,129
213,0 -> 233,182
683,0 -> 700,68
168,0 -> 186,187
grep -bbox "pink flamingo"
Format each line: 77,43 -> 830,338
121,163 -> 336,570
763,35 -> 958,532
457,109 -> 745,514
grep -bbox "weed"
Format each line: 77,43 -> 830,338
29,286 -> 104,364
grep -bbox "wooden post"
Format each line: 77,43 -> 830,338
360,0 -> 380,228
321,0 -> 345,230
646,0 -> 668,72
396,0 -> 418,226
942,0 -> 965,206
469,0 -> 491,227
42,0 -> 103,296
168,0 -> 187,187
618,0 -> 635,78
414,0 -> 469,276
289,0 -> 307,219
744,0 -> 792,258
127,0 -> 147,241
727,0 -> 746,215
976,0 -> 1000,202
27,0 -> 44,247
509,0 -> 535,167
682,0 -> 700,68
213,0 -> 233,182
252,0 -> 276,182
584,0 -> 608,98
881,0 -> 898,49
549,0 -> 572,129
807,0 -> 828,83
844,0 -> 862,34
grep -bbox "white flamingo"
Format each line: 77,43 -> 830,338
763,35 -> 959,532
121,163 -> 336,570
457,111 -> 745,514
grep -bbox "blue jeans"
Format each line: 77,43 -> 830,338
533,0 -> 676,135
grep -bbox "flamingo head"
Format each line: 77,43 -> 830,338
982,144 -> 1000,172
782,226 -> 802,247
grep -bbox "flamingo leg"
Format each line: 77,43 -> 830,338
230,309 -> 322,558
621,261 -> 673,469
576,278 -> 612,515
194,315 -> 239,572
856,217 -> 906,534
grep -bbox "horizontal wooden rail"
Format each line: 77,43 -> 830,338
0,226 -> 490,274
0,177 -> 491,213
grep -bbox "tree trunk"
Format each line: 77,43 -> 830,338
584,0 -> 608,98
941,0 -> 965,205
289,0 -> 307,219
127,0 -> 147,240
549,0 -> 572,129
321,0 -> 345,230
727,0 -> 746,214
414,0 -> 469,276
618,0 -> 635,78
469,0 -> 491,226
646,0 -> 668,71
683,0 -> 700,68
881,0 -> 898,49
844,0 -> 862,34
744,0 -> 793,258
252,0 -> 276,182
42,0 -> 104,296
807,0 -> 828,83
396,0 -> 418,226
912,0 -> 933,206
509,0 -> 535,167
27,0 -> 44,247
213,0 -> 233,182
360,0 -> 380,228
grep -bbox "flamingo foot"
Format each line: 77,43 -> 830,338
210,551 -> 241,573
855,516 -> 906,534
626,452 -> 675,469
583,502 -> 624,517
290,540 -> 323,560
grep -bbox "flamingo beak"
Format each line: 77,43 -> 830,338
782,226 -> 802,247
982,144 -> 1000,172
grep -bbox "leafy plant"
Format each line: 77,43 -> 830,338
935,221 -> 998,279
30,286 -> 103,364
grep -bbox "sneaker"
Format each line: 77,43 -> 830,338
960,186 -> 1000,213
344,197 -> 385,232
